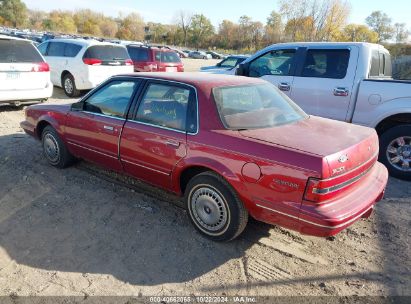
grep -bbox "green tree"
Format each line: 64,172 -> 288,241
365,11 -> 394,42
265,11 -> 283,43
0,0 -> 28,27
189,14 -> 214,48
343,24 -> 378,42
394,23 -> 409,43
116,13 -> 145,41
43,10 -> 76,34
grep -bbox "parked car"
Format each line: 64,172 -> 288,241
0,35 -> 52,106
206,51 -> 225,59
189,51 -> 212,59
21,73 -> 387,241
37,39 -> 133,97
234,42 -> 411,180
126,45 -> 184,72
201,55 -> 248,74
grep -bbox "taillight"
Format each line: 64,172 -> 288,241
303,178 -> 323,203
125,59 -> 133,66
83,58 -> 102,65
145,64 -> 158,71
31,62 -> 49,72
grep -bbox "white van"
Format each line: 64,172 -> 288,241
37,39 -> 134,97
0,35 -> 52,106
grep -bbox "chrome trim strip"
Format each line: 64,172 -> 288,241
126,120 -> 187,134
121,159 -> 170,176
255,203 -> 373,229
67,141 -> 118,160
82,111 -> 126,121
313,164 -> 375,195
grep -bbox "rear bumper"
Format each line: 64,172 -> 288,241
297,162 -> 388,237
0,85 -> 53,104
254,162 -> 388,237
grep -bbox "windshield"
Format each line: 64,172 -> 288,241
219,57 -> 245,68
213,83 -> 307,129
155,51 -> 181,63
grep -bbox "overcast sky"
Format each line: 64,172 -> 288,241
22,0 -> 410,28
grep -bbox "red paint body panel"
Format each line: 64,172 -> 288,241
20,73 -> 388,238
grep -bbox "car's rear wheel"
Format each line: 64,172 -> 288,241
41,126 -> 74,168
62,73 -> 81,98
379,125 -> 411,180
185,171 -> 248,241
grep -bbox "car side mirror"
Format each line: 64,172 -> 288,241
216,62 -> 221,67
71,101 -> 84,111
236,62 -> 249,76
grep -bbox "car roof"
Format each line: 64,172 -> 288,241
0,34 -> 32,42
226,55 -> 248,59
41,38 -> 126,47
115,72 -> 266,88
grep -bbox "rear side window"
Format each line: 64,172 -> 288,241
154,51 -> 181,63
47,42 -> 65,57
64,43 -> 82,57
127,47 -> 149,61
301,49 -> 350,79
369,50 -> 392,77
84,45 -> 130,61
0,39 -> 43,63
37,42 -> 48,56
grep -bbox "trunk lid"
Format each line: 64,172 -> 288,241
239,116 -> 378,178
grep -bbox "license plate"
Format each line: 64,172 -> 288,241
165,67 -> 177,72
6,72 -> 21,80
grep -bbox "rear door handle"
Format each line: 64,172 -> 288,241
103,125 -> 114,131
165,140 -> 180,148
278,82 -> 291,92
334,87 -> 349,96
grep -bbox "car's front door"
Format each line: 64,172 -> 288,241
120,80 -> 197,190
247,48 -> 297,97
65,79 -> 141,171
290,47 -> 359,121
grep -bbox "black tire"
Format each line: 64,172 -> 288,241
379,125 -> 411,180
185,171 -> 248,241
41,126 -> 74,168
62,73 -> 81,98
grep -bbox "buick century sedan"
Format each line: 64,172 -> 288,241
21,73 -> 388,241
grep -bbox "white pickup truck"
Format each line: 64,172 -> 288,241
234,42 -> 411,180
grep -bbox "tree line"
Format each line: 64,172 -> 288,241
0,0 -> 409,52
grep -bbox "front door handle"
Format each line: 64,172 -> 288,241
334,87 -> 349,96
165,140 -> 180,148
278,82 -> 291,92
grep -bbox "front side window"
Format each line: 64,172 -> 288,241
83,81 -> 138,118
136,83 -> 192,131
249,49 -> 296,77
213,83 -> 307,129
301,49 -> 350,79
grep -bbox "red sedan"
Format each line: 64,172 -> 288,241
21,73 -> 388,241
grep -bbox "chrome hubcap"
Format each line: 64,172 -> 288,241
64,78 -> 73,94
190,187 -> 228,232
43,133 -> 60,163
386,136 -> 411,172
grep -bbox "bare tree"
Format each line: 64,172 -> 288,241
175,10 -> 193,47
394,22 -> 409,43
365,11 -> 394,43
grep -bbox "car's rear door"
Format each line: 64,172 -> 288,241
290,46 -> 359,121
246,48 -> 298,97
44,41 -> 66,86
120,80 -> 197,190
65,79 -> 142,171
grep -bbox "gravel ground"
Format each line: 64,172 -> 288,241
0,59 -> 410,299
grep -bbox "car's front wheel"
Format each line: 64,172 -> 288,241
41,126 -> 75,168
379,125 -> 411,180
185,171 -> 248,241
62,73 -> 81,98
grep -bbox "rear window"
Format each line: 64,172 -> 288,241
301,49 -> 350,79
0,39 -> 43,63
84,45 -> 130,61
127,47 -> 149,61
154,51 -> 181,63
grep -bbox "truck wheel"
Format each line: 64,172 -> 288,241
41,126 -> 75,168
62,73 -> 81,98
185,171 -> 248,241
379,125 -> 411,180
